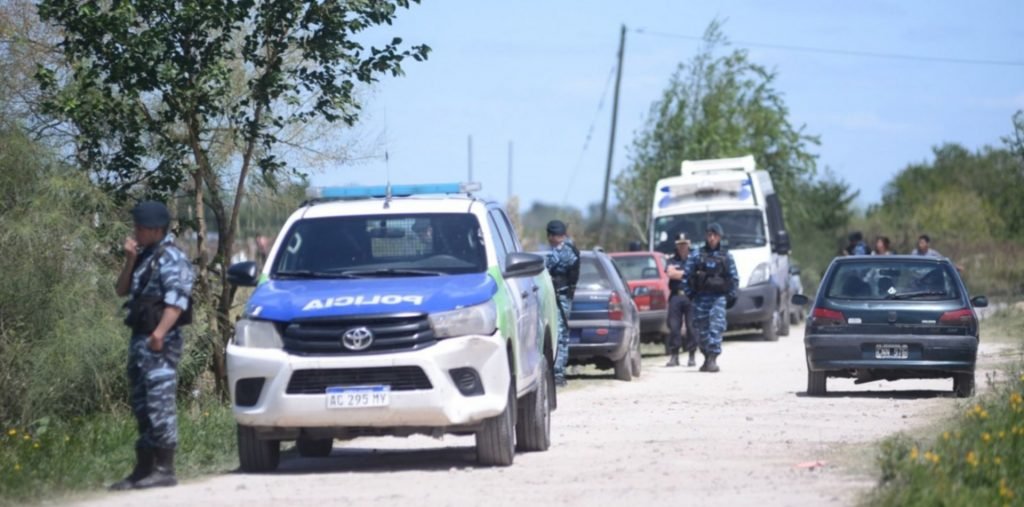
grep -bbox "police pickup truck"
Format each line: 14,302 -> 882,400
225,183 -> 558,470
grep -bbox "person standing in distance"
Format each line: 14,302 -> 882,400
111,201 -> 194,490
684,223 -> 738,373
664,234 -> 697,367
545,219 -> 580,387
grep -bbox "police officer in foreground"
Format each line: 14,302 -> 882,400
111,201 -> 194,490
665,234 -> 696,367
684,223 -> 738,373
545,219 -> 580,387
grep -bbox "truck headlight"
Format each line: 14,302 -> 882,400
234,319 -> 284,349
748,262 -> 771,286
430,301 -> 498,338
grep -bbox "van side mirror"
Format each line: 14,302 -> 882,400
774,230 -> 791,254
791,293 -> 810,306
227,261 -> 259,287
970,296 -> 988,308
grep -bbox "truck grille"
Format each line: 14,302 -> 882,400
281,313 -> 435,355
286,366 -> 433,394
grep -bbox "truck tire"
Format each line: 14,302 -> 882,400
953,373 -> 975,398
779,304 -> 791,337
477,376 -> 516,466
630,346 -> 642,378
237,424 -> 280,472
762,311 -> 779,342
296,437 -> 333,458
515,361 -> 551,452
790,310 -> 800,326
807,370 -> 827,396
613,354 -> 633,381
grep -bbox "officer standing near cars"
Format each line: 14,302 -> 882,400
111,201 -> 194,490
545,219 -> 580,387
684,223 -> 739,373
665,234 -> 696,367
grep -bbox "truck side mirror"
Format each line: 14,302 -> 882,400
227,261 -> 260,287
791,293 -> 810,306
774,230 -> 791,254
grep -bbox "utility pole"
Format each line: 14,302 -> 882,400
507,141 -> 513,200
598,24 -> 625,247
467,135 -> 474,182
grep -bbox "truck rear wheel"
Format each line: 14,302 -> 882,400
477,376 -> 516,466
237,424 -> 280,472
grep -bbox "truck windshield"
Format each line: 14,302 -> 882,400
652,210 -> 766,254
272,213 -> 488,277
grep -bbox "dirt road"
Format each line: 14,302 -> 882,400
64,327 -> 1012,507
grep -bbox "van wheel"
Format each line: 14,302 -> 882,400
477,376 -> 516,466
516,361 -> 551,452
762,311 -> 779,342
296,437 -> 333,458
807,370 -> 827,396
953,373 -> 975,398
237,424 -> 280,472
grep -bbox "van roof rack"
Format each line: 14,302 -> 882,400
681,155 -> 756,176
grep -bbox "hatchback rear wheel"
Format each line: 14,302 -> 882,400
953,372 -> 975,398
807,370 -> 827,396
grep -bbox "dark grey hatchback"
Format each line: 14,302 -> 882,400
793,255 -> 988,398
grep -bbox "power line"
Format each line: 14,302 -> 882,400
562,63 -> 618,206
633,28 -> 1024,68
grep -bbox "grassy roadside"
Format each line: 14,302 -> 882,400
0,399 -> 236,506
866,309 -> 1024,506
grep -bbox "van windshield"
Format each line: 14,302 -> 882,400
272,213 -> 487,277
652,210 -> 766,254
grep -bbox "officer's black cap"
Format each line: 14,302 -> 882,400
706,222 -> 724,236
131,200 -> 171,228
546,220 -> 567,236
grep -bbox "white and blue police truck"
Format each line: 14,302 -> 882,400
650,155 -> 793,341
226,183 -> 559,470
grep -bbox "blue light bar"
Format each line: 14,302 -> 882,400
306,182 -> 482,200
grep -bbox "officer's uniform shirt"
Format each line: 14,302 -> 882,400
683,243 -> 739,300
665,252 -> 688,295
545,237 -> 579,292
130,234 -> 195,313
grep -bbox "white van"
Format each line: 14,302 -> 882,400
649,155 -> 792,340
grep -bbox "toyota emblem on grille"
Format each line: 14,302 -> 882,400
341,327 -> 374,351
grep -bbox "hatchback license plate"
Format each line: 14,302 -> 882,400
325,385 -> 390,409
875,344 -> 909,360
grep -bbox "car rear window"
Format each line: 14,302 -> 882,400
824,261 -> 961,301
578,257 -> 612,290
611,255 -> 659,281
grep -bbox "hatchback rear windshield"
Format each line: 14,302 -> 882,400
825,261 -> 961,301
273,213 -> 487,276
578,257 -> 612,291
611,255 -> 660,281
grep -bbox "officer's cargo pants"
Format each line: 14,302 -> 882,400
692,295 -> 727,356
128,331 -> 183,450
666,293 -> 696,354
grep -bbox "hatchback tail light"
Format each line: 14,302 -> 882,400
939,308 -> 976,327
609,292 -> 624,321
812,307 -> 845,326
649,289 -> 668,310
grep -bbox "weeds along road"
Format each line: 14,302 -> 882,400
65,326 -> 1012,507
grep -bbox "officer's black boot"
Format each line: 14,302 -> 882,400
705,354 -> 720,373
134,448 -> 177,489
687,350 -> 697,367
666,352 -> 680,367
109,448 -> 154,491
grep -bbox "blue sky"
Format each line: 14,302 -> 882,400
314,1 -> 1024,212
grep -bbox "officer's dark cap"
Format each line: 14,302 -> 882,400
546,220 -> 567,236
131,200 -> 171,228
706,222 -> 724,236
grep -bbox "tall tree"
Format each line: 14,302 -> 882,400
36,0 -> 429,391
614,20 -> 820,240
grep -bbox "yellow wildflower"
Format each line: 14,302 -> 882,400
966,451 -> 979,467
33,442 -> 39,449
999,431 -> 1006,439
13,464 -> 20,472
22,434 -> 30,441
64,436 -> 70,442
943,431 -> 951,441
1000,478 -> 1015,499
203,411 -> 209,417
924,451 -> 940,464
980,410 -> 989,419
994,456 -> 1002,465
910,447 -> 919,460
6,429 -> 15,437
982,432 -> 992,443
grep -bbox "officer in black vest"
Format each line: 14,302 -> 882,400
665,234 -> 696,367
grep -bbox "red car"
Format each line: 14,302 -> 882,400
609,252 -> 671,342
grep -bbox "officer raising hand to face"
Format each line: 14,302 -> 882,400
664,234 -> 696,367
